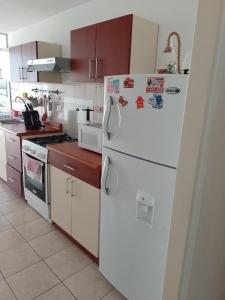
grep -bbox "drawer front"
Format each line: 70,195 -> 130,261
49,151 -> 101,188
6,164 -> 23,196
5,133 -> 22,172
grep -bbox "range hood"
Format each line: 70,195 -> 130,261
27,57 -> 71,72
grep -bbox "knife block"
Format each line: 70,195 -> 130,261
22,110 -> 42,130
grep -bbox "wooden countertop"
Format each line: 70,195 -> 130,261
47,142 -> 102,170
0,121 -> 63,137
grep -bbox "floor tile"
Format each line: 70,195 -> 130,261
0,243 -> 41,277
16,218 -> 55,241
7,261 -> 60,300
0,215 -> 13,232
0,272 -> 3,281
34,283 -> 76,300
0,182 -> 10,193
0,190 -> 19,204
64,264 -> 113,300
0,228 -> 25,253
0,198 -> 27,215
102,289 -> 127,300
29,230 -> 72,259
45,245 -> 91,280
6,207 -> 41,227
0,279 -> 16,300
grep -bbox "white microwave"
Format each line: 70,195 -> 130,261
78,123 -> 102,154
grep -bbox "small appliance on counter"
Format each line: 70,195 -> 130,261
78,123 -> 102,154
76,107 -> 94,125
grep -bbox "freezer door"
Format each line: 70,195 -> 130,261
99,148 -> 177,300
102,74 -> 188,168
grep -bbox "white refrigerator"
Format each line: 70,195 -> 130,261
99,74 -> 189,300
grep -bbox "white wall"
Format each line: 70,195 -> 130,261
8,0 -> 199,68
163,0 -> 225,299
179,1 -> 225,299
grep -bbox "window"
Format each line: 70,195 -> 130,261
0,33 -> 11,110
0,33 -> 7,49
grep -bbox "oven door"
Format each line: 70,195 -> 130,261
23,153 -> 46,203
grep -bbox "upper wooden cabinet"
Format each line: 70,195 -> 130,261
70,14 -> 158,82
9,41 -> 62,83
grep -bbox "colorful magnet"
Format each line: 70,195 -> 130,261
107,78 -> 114,93
118,96 -> 128,107
112,79 -> 120,93
123,77 -> 134,88
146,77 -> 165,94
136,96 -> 144,109
148,94 -> 164,109
107,78 -> 120,94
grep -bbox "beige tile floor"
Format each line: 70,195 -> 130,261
0,179 -> 126,300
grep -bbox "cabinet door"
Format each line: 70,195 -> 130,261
0,129 -> 7,181
72,178 -> 100,257
22,42 -> 38,82
71,24 -> 96,82
96,15 -> 133,81
50,166 -> 72,235
9,45 -> 23,82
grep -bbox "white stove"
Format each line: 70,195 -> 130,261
22,135 -> 76,222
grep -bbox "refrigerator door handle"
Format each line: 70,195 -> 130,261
103,96 -> 113,140
101,155 -> 110,195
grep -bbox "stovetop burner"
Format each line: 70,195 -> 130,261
27,134 -> 77,148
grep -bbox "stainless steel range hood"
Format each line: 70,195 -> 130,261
27,57 -> 71,72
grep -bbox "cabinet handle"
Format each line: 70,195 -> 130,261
8,137 -> 16,143
63,164 -> 76,172
88,59 -> 95,80
71,180 -> 76,197
19,67 -> 22,80
22,67 -> 27,80
95,58 -> 100,79
8,177 -> 15,183
66,177 -> 71,194
8,155 -> 16,160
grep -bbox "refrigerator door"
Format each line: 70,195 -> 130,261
99,148 -> 177,300
103,74 -> 188,168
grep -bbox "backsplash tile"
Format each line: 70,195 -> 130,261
10,81 -> 104,138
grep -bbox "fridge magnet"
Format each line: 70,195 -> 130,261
136,96 -> 144,109
118,96 -> 128,107
107,78 -> 114,93
148,94 -> 164,109
146,77 -> 164,94
123,77 -> 134,88
112,79 -> 120,93
165,87 -> 181,95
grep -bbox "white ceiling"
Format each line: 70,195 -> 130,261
0,0 -> 92,33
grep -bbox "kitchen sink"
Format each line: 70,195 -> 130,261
0,118 -> 24,124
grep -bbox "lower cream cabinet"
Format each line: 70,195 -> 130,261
50,165 -> 72,235
50,165 -> 100,258
0,129 -> 7,181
